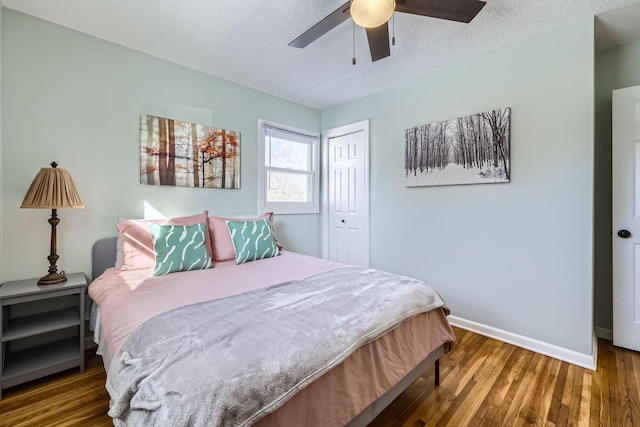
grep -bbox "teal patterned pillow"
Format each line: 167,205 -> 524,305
226,218 -> 280,265
148,223 -> 213,276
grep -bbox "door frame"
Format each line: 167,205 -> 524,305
322,120 -> 370,262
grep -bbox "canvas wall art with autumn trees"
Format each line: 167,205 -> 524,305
405,107 -> 510,187
140,114 -> 240,189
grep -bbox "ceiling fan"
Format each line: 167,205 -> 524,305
289,0 -> 487,63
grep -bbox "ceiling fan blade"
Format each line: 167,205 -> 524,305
366,23 -> 391,62
289,1 -> 352,48
395,0 -> 486,23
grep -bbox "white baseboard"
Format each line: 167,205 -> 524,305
448,316 -> 596,371
596,327 -> 613,341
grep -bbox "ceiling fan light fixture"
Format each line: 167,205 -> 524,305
351,0 -> 395,28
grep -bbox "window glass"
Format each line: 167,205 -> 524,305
267,138 -> 310,171
259,121 -> 319,214
267,171 -> 310,202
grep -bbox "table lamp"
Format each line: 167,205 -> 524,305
20,162 -> 84,285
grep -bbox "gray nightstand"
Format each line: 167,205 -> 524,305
0,273 -> 87,399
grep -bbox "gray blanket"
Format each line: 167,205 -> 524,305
106,266 -> 446,426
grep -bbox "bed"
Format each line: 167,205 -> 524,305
89,224 -> 456,426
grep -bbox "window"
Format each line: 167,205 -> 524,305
258,120 -> 319,214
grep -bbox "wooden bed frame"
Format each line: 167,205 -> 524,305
91,237 -> 443,426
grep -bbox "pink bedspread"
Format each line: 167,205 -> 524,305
89,252 -> 343,360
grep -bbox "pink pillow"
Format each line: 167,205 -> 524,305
208,213 -> 281,261
116,211 -> 213,270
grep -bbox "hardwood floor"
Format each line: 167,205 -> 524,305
0,327 -> 638,426
0,353 -> 112,427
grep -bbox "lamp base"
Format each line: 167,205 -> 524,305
38,272 -> 67,286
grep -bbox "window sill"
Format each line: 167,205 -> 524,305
263,203 -> 319,215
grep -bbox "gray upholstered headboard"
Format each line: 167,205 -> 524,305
92,236 -> 118,280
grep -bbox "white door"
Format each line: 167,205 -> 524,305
323,121 -> 369,267
613,84 -> 640,352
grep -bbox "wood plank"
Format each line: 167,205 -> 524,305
624,348 -> 640,425
618,347 -> 640,425
609,341 -> 624,426
579,372 -> 593,426
589,343 -> 603,427
0,329 -> 639,427
596,339 -> 611,426
567,365 -> 585,423
547,361 -> 569,424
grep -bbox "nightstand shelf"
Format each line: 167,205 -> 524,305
2,337 -> 81,388
0,273 -> 87,399
2,308 -> 80,341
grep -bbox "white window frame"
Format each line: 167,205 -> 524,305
258,120 -> 320,215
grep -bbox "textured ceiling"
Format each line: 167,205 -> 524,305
3,0 -> 640,109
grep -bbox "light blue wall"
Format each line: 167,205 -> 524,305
0,9 -> 601,355
322,18 -> 595,355
594,39 -> 640,331
1,10 -> 321,282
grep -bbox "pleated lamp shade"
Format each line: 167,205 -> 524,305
21,162 -> 84,209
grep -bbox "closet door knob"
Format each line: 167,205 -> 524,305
618,229 -> 631,238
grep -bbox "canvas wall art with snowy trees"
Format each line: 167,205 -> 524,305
140,114 -> 240,189
405,107 -> 510,187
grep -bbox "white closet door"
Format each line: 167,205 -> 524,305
324,122 -> 369,267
